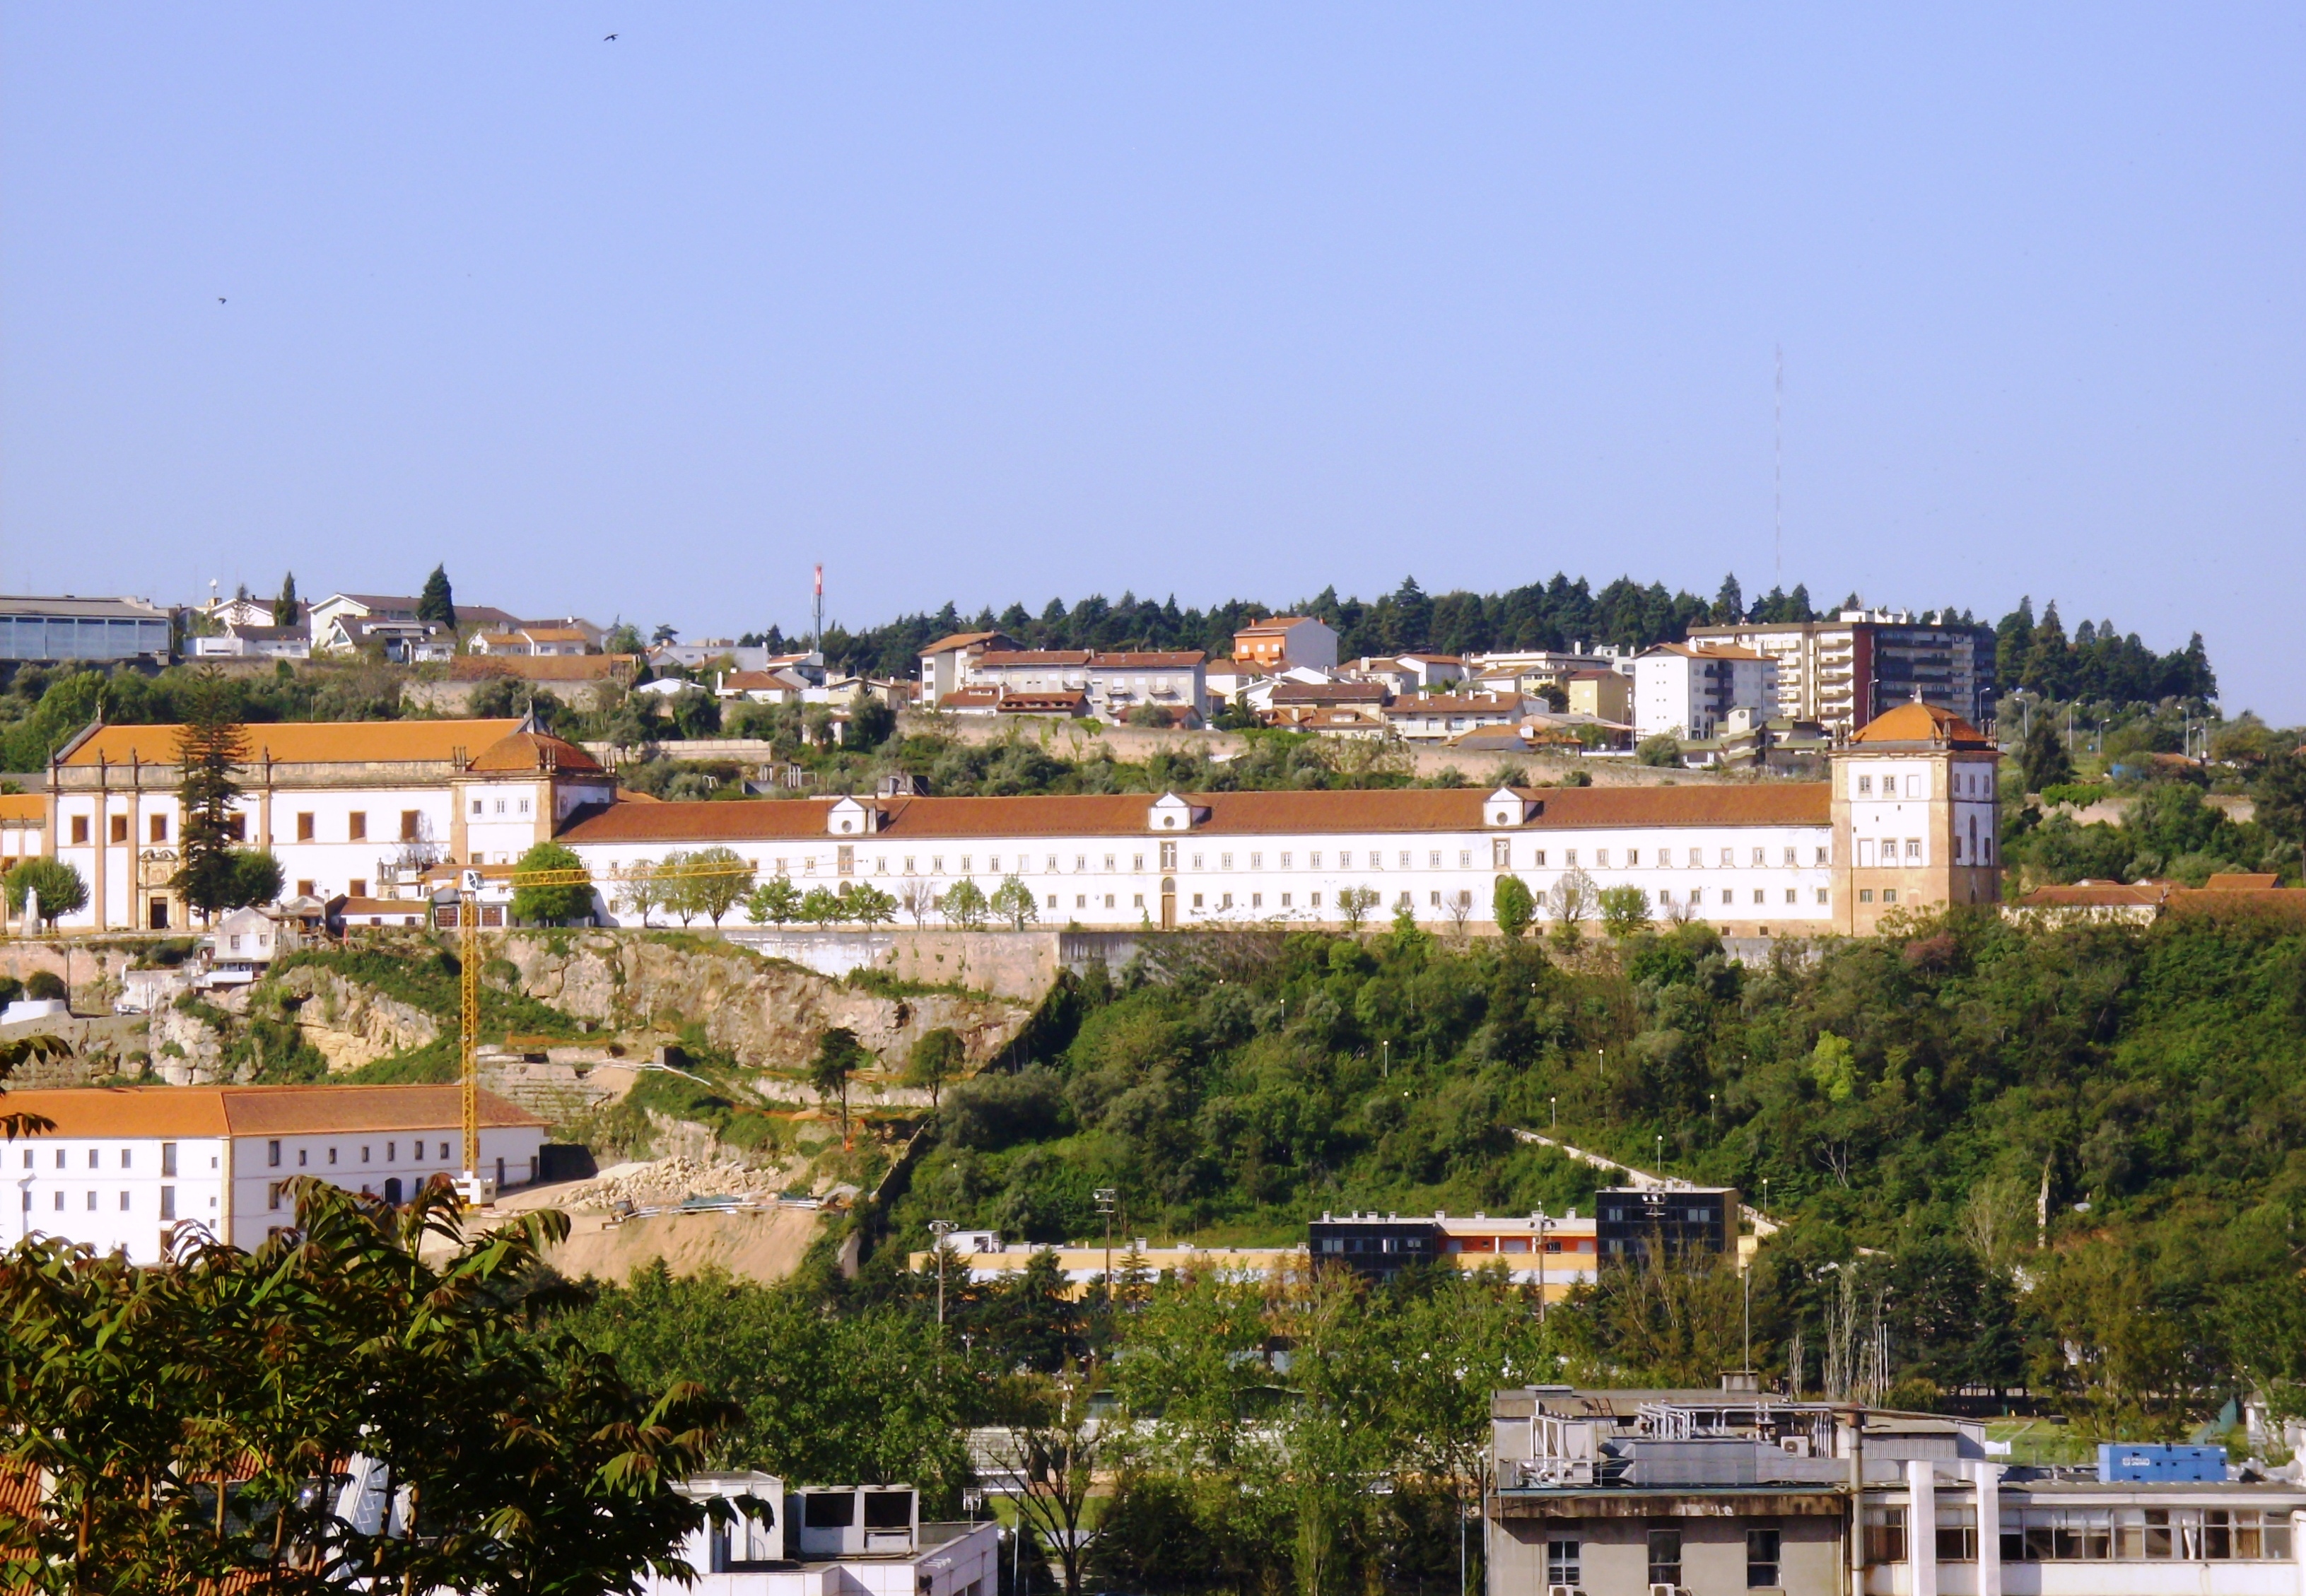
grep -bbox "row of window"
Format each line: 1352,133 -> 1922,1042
266,1138 -> 451,1168
1864,1505 -> 2293,1563
21,1186 -> 211,1220
1547,1530 -> 1781,1590
19,1144 -> 217,1175
1852,770 -> 1996,799
64,809 -> 440,846
806,843 -> 1835,879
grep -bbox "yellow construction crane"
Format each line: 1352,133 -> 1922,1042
451,857 -> 759,1201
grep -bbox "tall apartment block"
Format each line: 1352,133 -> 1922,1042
1685,611 -> 1998,742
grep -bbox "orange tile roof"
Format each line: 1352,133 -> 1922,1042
1093,651 -> 1205,667
0,793 -> 43,824
978,650 -> 1091,668
0,1084 -> 544,1139
1851,701 -> 1994,749
58,720 -> 525,768
919,630 -> 1012,655
1235,616 -> 1317,634
558,783 -> 1830,845
466,731 -> 604,775
2203,872 -> 2281,891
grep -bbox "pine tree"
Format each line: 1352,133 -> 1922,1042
417,565 -> 456,626
1713,574 -> 1744,625
173,672 -> 251,922
272,572 -> 298,626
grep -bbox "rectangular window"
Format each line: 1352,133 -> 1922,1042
150,814 -> 168,843
1785,888 -> 1797,904
1221,852 -> 1234,870
1310,851 -> 1323,868
1752,847 -> 1765,865
86,1191 -> 97,1211
1752,888 -> 1765,904
1545,1539 -> 1579,1588
1249,852 -> 1262,870
1864,1508 -> 1906,1564
268,1183 -> 284,1212
401,811 -> 421,840
1192,853 -> 1204,869
1132,853 -> 1145,872
1784,847 -> 1797,866
1905,838 -> 1923,862
1280,893 -> 1292,907
71,815 -> 88,845
1883,888 -> 1898,903
1192,893 -> 1204,909
1720,847 -> 1734,867
1748,1527 -> 1783,1588
1937,1505 -> 1978,1561
1459,850 -> 1472,868
1280,852 -> 1292,869
1564,850 -> 1577,867
1858,774 -> 1873,795
110,814 -> 128,844
348,812 -> 367,842
1132,893 -> 1144,908
160,1185 -> 175,1221
1398,851 -> 1411,869
1532,850 -> 1546,867
118,1190 -> 129,1210
1076,895 -> 1087,910
1251,893 -> 1262,908
350,879 -> 367,898
268,1139 -> 282,1168
1647,1527 -> 1682,1588
387,1142 -> 396,1161
1338,850 -> 1352,868
1310,892 -> 1322,908
471,799 -> 484,816
1596,849 -> 1610,867
1815,846 -> 1830,865
293,811 -> 316,843
161,1142 -> 177,1178
1160,841 -> 1177,869
298,1149 -> 308,1166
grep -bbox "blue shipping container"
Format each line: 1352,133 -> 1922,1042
2097,1444 -> 2227,1483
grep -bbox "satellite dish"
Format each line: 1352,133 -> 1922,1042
460,869 -> 485,894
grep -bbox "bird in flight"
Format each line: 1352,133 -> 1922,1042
603,33 -> 618,41
217,297 -> 226,305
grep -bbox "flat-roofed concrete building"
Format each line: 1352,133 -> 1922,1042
1,1084 -> 547,1260
1488,1387 -> 2306,1596
0,595 -> 172,662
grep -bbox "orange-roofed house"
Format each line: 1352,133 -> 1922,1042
37,716 -> 614,933
0,1084 -> 547,1260
1231,615 -> 1338,671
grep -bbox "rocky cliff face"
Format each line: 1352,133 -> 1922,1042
269,963 -> 440,1072
496,932 -> 1029,1069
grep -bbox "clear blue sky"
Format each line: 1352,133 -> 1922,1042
4,5 -> 2300,716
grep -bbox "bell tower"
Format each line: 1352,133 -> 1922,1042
1829,700 -> 2001,936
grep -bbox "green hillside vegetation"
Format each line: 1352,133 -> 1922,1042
2003,759 -> 2305,888
857,909 -> 2306,1427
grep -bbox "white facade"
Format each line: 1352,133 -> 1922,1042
646,1475 -> 1000,1596
1846,756 -> 2001,872
562,787 -> 1842,934
4,1086 -> 548,1263
1634,645 -> 1780,741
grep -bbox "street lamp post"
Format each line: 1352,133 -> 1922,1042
1094,1187 -> 1117,1305
1533,1210 -> 1557,1324
928,1220 -> 956,1327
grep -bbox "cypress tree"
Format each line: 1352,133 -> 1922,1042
173,672 -> 251,922
417,565 -> 456,627
272,572 -> 299,626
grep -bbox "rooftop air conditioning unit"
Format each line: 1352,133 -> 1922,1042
1651,1585 -> 1682,1596
1549,1586 -> 1582,1596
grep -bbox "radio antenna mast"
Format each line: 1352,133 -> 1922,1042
1773,345 -> 1784,587
812,564 -> 824,655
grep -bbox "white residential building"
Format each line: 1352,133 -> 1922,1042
2,1084 -> 549,1262
962,649 -> 1207,724
1634,643 -> 1780,741
645,1477 -> 1000,1596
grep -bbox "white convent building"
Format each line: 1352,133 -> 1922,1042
24,702 -> 1998,942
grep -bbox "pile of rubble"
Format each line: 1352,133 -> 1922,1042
556,1156 -> 795,1213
